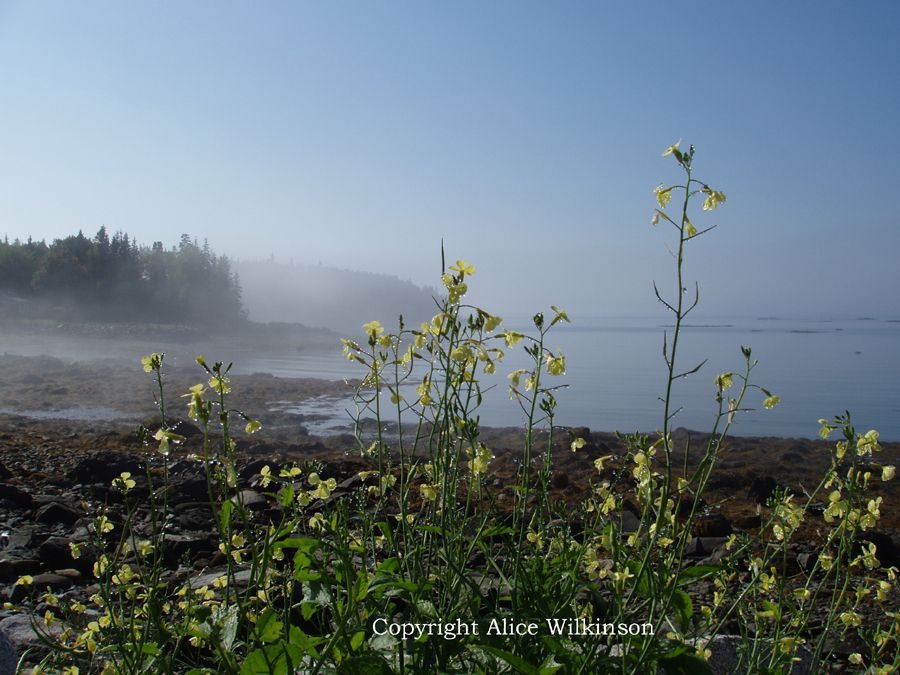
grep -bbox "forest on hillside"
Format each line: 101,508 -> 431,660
0,228 -> 441,334
0,228 -> 243,326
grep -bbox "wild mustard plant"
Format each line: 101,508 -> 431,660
22,145 -> 900,675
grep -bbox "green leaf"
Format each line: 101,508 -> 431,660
762,599 -> 781,621
274,537 -> 319,552
416,599 -> 439,620
377,557 -> 401,574
627,560 -> 652,598
336,654 -> 393,675
479,645 -> 541,675
287,625 -> 323,657
349,630 -> 367,651
215,605 -> 240,651
220,499 -> 233,523
479,525 -> 518,538
281,482 -> 294,507
415,524 -> 444,535
670,589 -> 693,632
369,628 -> 399,651
303,578 -> 332,607
240,644 -> 309,675
677,565 -> 723,581
658,651 -> 714,675
253,608 -> 284,644
368,575 -> 422,593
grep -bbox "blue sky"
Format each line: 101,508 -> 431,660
1,1 -> 898,320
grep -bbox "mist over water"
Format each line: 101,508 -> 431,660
232,316 -> 900,442
233,259 -> 440,334
3,267 -> 897,442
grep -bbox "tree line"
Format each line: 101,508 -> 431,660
0,227 -> 244,326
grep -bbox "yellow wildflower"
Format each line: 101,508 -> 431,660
662,140 -> 681,157
449,259 -> 476,276
702,190 -> 727,210
654,184 -> 672,209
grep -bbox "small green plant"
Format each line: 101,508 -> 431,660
14,143 -> 899,675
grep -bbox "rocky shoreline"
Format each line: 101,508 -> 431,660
2,352 -> 900,672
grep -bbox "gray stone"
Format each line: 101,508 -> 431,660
34,502 -> 80,527
0,613 -> 65,662
685,537 -> 730,558
233,489 -> 268,510
11,573 -> 72,603
0,484 -> 31,509
0,626 -> 16,675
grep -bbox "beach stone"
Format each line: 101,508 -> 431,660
0,547 -> 41,577
11,573 -> 72,603
37,536 -> 95,575
685,537 -> 730,558
747,476 -> 779,505
0,485 -> 32,509
732,515 -> 762,530
619,510 -> 641,534
52,568 -> 84,585
168,419 -> 203,439
337,474 -> 363,491
163,534 -> 216,568
233,489 -> 268,510
175,507 -> 216,531
0,613 -> 64,662
0,625 -> 16,675
68,452 -> 143,484
691,514 -> 732,538
34,502 -> 81,527
167,477 -> 212,504
240,458 -> 276,481
552,471 -> 570,489
191,566 -> 253,591
854,531 -> 900,569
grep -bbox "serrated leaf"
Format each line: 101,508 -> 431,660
220,500 -> 233,523
253,608 -> 283,644
214,605 -> 240,651
240,644 -> 309,675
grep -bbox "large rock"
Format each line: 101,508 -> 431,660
34,502 -> 81,527
10,572 -> 72,603
0,626 -> 16,675
0,484 -> 31,509
691,514 -> 733,538
68,452 -> 144,484
0,613 -> 63,663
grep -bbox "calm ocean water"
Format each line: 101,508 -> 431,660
231,317 -> 900,442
